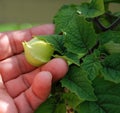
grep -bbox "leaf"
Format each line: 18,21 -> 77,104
103,41 -> 120,54
54,103 -> 66,113
35,96 -> 56,113
99,17 -> 111,27
35,96 -> 66,113
37,35 -> 65,54
99,30 -> 120,45
81,51 -> 102,80
62,92 -> 84,109
76,77 -> 120,113
77,0 -> 105,18
63,51 -> 80,66
37,35 -> 81,66
54,5 -> 78,34
76,101 -> 105,113
61,65 -> 97,101
113,12 -> 120,17
102,53 -> 120,83
64,16 -> 97,56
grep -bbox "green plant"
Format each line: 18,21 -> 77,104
23,0 -> 120,113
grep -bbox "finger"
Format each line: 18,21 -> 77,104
14,93 -> 34,113
0,24 -> 54,60
4,58 -> 68,98
5,75 -> 29,98
1,52 -> 68,83
24,58 -> 68,84
30,24 -> 54,36
41,58 -> 68,82
5,69 -> 40,98
14,71 -> 52,113
0,54 -> 35,82
30,71 -> 52,109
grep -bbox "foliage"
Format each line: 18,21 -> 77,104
1,0 -> 119,113
35,0 -> 120,113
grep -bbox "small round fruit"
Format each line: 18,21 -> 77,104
22,37 -> 54,67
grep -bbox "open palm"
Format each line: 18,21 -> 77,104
0,24 -> 68,113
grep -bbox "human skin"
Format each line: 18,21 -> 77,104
0,24 -> 68,113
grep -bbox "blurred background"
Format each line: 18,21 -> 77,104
0,0 -> 119,31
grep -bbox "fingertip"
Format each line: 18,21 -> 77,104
41,58 -> 68,82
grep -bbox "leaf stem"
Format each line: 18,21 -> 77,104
93,17 -> 107,31
93,17 -> 120,31
106,17 -> 120,30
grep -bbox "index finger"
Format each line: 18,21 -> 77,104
0,24 -> 54,60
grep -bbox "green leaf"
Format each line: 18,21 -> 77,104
76,77 -> 120,113
64,16 -> 97,56
99,30 -> 120,45
37,35 -> 81,66
113,12 -> 120,17
81,51 -> 102,80
103,41 -> 120,54
62,92 -> 84,108
35,96 -> 66,113
37,35 -> 65,54
35,97 -> 56,113
54,103 -> 66,113
61,65 -> 97,101
76,101 -> 105,113
54,5 -> 78,34
99,17 -> 111,28
102,53 -> 120,83
78,0 -> 105,18
63,51 -> 80,66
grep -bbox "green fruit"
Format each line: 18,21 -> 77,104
22,37 -> 54,67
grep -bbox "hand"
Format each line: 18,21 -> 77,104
0,24 -> 68,113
